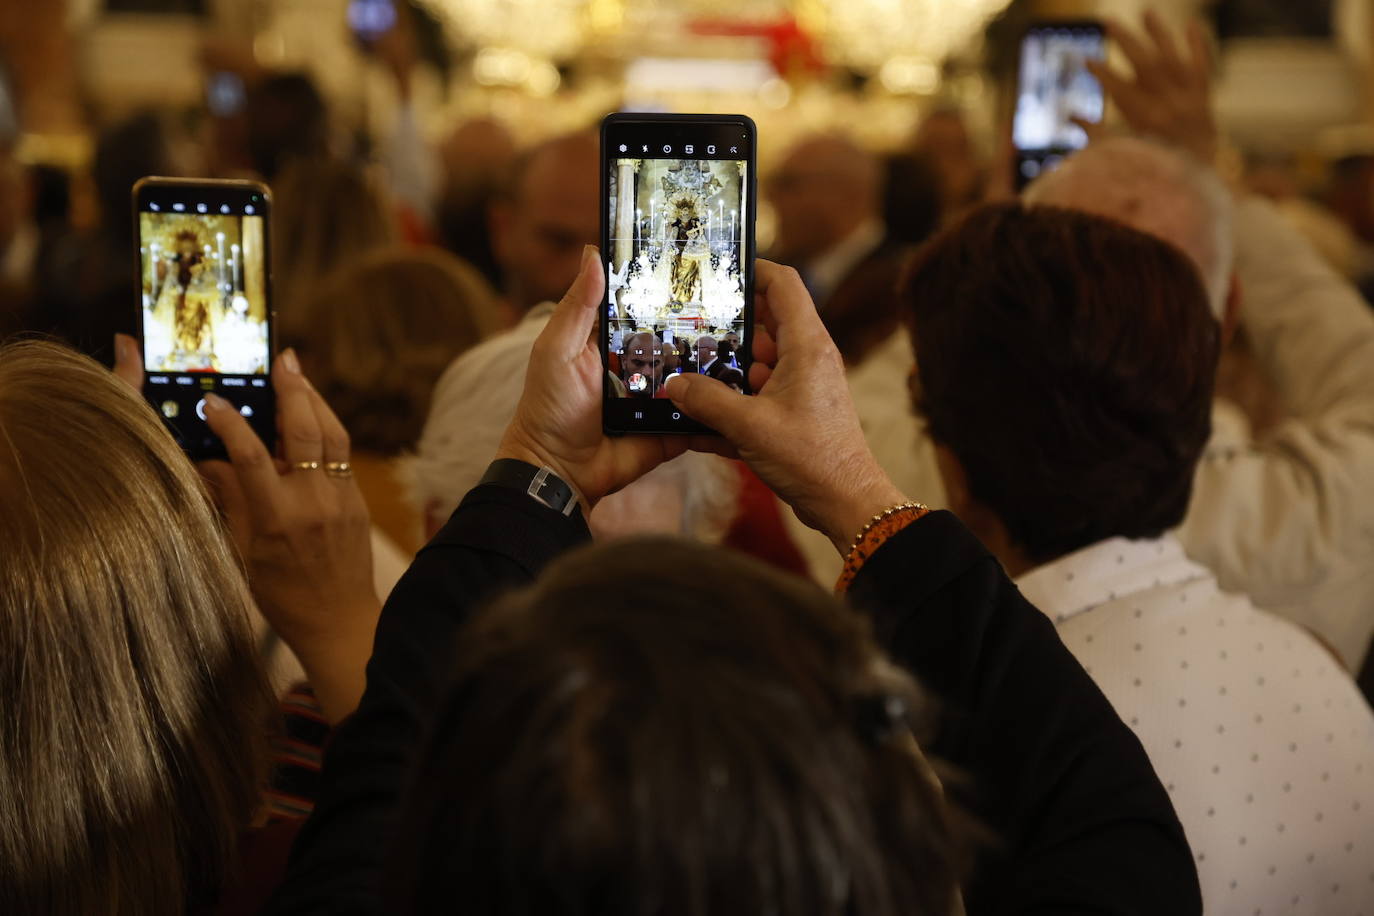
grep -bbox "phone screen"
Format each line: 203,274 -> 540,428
205,71 -> 246,118
601,114 -> 756,435
348,0 -> 396,45
134,179 -> 275,459
1012,22 -> 1105,187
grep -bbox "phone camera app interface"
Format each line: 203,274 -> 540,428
607,149 -> 747,401
139,210 -> 269,375
1013,27 -> 1105,154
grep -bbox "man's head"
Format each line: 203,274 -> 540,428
490,132 -> 599,312
905,203 -> 1220,569
695,335 -> 718,367
390,537 -> 964,915
767,134 -> 880,263
1024,136 -> 1234,323
620,332 -> 665,394
245,73 -> 329,181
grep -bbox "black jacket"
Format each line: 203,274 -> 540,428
267,485 -> 1200,914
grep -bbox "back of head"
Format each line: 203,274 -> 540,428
391,537 -> 963,916
246,72 -> 329,181
882,151 -> 943,247
0,341 -> 270,914
1023,136 -> 1233,318
272,157 -> 397,314
907,203 -> 1220,564
94,111 -> 173,241
284,246 -> 498,454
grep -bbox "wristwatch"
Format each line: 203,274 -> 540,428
479,458 -> 581,518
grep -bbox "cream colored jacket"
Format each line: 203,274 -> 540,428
1179,196 -> 1374,671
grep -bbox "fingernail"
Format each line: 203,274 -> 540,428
204,392 -> 230,412
279,349 -> 300,375
662,374 -> 683,397
582,245 -> 598,271
115,334 -> 133,360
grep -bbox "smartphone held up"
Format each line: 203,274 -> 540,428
132,177 -> 276,460
1012,21 -> 1106,189
600,112 -> 757,436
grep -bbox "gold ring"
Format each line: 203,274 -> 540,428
291,461 -> 321,471
324,461 -> 353,479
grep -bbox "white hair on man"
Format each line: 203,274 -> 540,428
1023,136 -> 1234,320
406,317 -> 740,545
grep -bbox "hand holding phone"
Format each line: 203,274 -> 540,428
133,177 -> 276,459
600,112 -> 757,435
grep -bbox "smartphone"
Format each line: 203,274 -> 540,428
600,112 -> 757,435
1012,21 -> 1106,189
132,177 -> 275,460
205,71 -> 246,118
348,0 -> 396,47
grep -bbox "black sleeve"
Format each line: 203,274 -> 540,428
847,511 -> 1202,915
265,485 -> 591,915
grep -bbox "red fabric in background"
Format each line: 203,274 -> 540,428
722,462 -> 810,578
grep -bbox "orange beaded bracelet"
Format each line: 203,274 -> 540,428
835,502 -> 930,593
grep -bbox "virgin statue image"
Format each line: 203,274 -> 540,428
667,196 -> 708,306
153,228 -> 221,368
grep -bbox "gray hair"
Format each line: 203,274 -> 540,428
1024,136 -> 1234,319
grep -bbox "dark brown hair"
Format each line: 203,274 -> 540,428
283,246 -> 497,455
0,341 -> 273,914
906,202 -> 1219,563
390,537 -> 966,915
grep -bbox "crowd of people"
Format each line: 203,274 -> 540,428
3,9 -> 1374,915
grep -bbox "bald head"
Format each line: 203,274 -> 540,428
768,134 -> 880,262
1024,137 -> 1233,318
491,132 -> 599,311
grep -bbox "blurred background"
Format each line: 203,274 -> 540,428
6,0 -> 1374,351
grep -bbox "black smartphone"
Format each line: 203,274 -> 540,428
600,112 -> 757,435
132,177 -> 275,460
1012,20 -> 1106,189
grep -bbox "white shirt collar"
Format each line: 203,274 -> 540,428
524,301 -> 557,322
806,219 -> 885,305
1015,534 -> 1211,623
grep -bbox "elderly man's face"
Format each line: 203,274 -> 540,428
696,336 -> 718,367
622,333 -> 665,393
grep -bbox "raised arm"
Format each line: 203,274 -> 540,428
666,260 -> 1201,914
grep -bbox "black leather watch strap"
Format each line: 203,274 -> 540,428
478,459 -> 581,518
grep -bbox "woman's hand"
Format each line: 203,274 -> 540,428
495,246 -> 722,510
661,261 -> 907,553
115,335 -> 379,723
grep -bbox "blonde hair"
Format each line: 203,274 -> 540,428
272,157 -> 398,315
0,341 -> 272,915
284,246 -> 498,454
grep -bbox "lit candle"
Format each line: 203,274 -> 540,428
216,232 -> 227,293
230,243 -> 242,291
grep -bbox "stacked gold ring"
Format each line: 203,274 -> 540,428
291,461 -> 321,471
324,461 -> 353,479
